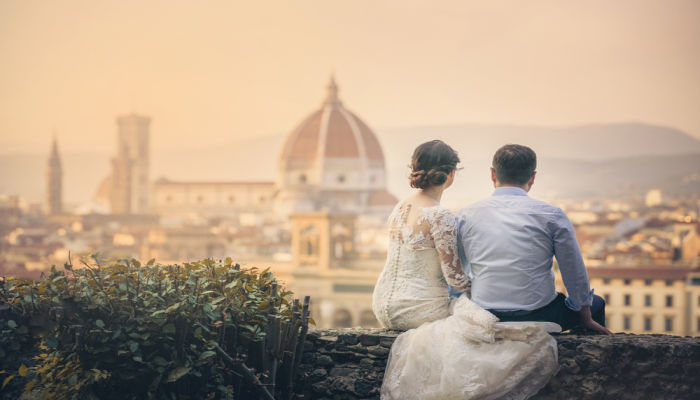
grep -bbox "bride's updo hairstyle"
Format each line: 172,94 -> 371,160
408,140 -> 461,189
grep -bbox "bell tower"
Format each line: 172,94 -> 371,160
290,211 -> 356,270
111,114 -> 151,214
45,136 -> 62,216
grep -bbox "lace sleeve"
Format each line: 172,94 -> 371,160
429,207 -> 471,294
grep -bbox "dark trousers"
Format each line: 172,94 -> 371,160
494,293 -> 606,333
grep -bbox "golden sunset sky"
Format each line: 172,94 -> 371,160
1,0 -> 699,154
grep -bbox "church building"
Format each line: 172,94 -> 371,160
150,76 -> 397,219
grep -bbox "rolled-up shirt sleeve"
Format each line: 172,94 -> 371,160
550,209 -> 594,311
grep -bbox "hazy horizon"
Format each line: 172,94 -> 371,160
1,0 -> 699,155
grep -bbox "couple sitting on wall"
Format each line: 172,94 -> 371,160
371,142 -> 611,400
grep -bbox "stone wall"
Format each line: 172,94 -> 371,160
294,328 -> 700,400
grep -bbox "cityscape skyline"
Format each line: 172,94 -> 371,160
2,1 -> 700,337
1,0 -> 699,155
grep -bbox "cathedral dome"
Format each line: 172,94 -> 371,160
274,76 -> 393,217
279,76 -> 385,166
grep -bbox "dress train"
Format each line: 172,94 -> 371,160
381,296 -> 561,400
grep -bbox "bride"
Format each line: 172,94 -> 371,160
372,140 -> 560,400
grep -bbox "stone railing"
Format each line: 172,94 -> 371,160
294,328 -> 700,400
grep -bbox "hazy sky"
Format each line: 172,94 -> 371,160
1,0 -> 699,154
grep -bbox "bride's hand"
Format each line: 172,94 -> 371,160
578,306 -> 612,335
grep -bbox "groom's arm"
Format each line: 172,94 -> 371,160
455,214 -> 472,276
448,214 -> 471,298
549,209 -> 594,311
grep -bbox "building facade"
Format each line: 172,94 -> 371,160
151,180 -> 275,217
590,265 -> 700,336
146,77 -> 397,220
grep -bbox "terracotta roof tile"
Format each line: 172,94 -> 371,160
288,110 -> 323,161
325,110 -> 360,158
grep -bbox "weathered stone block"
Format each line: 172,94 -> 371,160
339,333 -> 360,346
315,355 -> 335,367
369,346 -> 390,357
354,379 -> 375,397
330,367 -> 356,377
359,334 -> 380,346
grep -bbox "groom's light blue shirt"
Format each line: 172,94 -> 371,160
455,187 -> 594,312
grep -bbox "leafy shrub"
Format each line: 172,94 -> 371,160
0,255 -> 306,400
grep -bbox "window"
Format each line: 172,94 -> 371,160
360,310 -> 380,328
645,279 -> 653,286
697,317 -> 700,332
604,314 -> 610,327
197,195 -> 204,203
259,196 -> 265,204
334,309 -> 353,328
624,316 -> 631,330
228,196 -> 235,204
666,296 -> 673,307
691,278 -> 700,286
644,317 -> 652,331
337,174 -> 346,183
603,279 -> 611,285
166,195 -> 173,203
369,175 -> 376,183
624,294 -> 631,306
666,280 -> 674,286
604,294 -> 610,305
698,296 -> 700,306
645,295 -> 652,307
624,279 -> 631,285
665,317 -> 673,332
299,174 -> 307,184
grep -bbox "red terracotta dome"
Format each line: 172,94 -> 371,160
280,76 -> 385,165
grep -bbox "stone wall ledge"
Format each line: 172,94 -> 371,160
296,328 -> 700,400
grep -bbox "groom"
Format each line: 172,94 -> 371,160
455,144 -> 611,335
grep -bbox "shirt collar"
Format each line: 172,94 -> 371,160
492,187 -> 528,197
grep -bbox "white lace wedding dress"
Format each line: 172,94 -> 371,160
372,202 -> 560,400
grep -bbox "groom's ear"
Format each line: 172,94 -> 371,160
528,171 -> 537,187
490,168 -> 497,184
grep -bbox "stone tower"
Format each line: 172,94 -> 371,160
110,114 -> 150,214
45,136 -> 62,216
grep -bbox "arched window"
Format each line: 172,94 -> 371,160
333,309 -> 353,328
360,310 -> 380,328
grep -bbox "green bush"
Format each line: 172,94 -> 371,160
0,254 -> 306,400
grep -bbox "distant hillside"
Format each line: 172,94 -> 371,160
376,123 -> 700,165
2,123 -> 700,205
415,153 -> 700,210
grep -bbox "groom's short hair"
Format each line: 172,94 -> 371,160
492,144 -> 537,185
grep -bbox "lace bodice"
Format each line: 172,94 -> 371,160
372,201 -> 471,330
